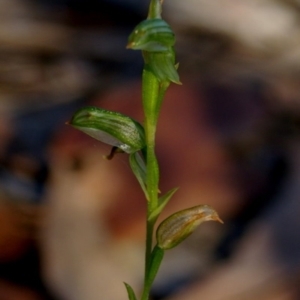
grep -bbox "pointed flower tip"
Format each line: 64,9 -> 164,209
212,215 -> 224,224
126,40 -> 138,49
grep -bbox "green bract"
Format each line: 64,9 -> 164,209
69,106 -> 146,154
143,50 -> 180,84
156,205 -> 223,250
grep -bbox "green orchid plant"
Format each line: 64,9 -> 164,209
68,0 -> 223,299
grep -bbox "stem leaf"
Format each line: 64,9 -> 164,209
148,187 -> 178,222
142,245 -> 165,298
129,152 -> 148,199
124,282 -> 138,300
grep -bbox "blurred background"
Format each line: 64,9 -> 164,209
0,0 -> 300,299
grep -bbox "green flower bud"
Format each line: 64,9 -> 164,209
127,17 -> 180,84
127,18 -> 175,52
68,106 -> 145,154
156,205 -> 223,250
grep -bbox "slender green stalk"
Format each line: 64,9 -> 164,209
147,0 -> 162,19
142,68 -> 160,297
142,67 -> 159,209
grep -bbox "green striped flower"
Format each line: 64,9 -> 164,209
68,106 -> 145,154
